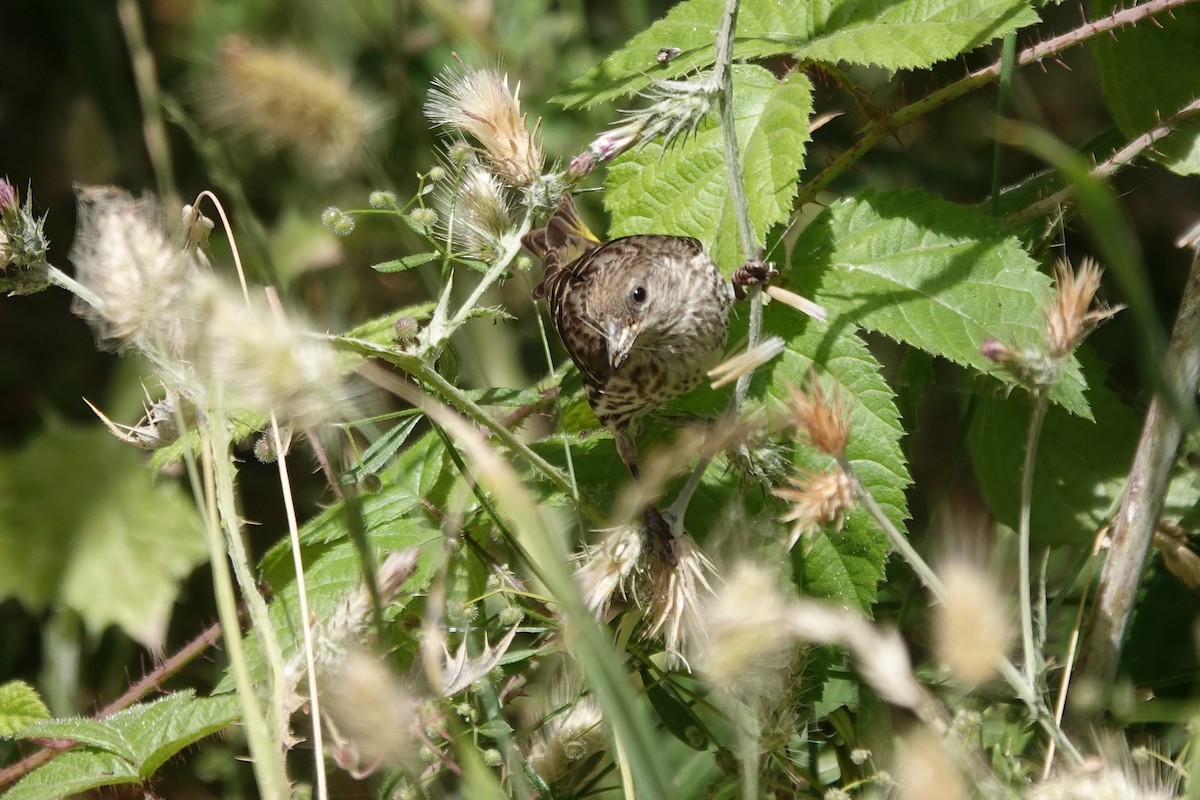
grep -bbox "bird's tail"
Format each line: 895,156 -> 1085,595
523,194 -> 601,298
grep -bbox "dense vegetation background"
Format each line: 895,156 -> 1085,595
1,0 -> 1199,797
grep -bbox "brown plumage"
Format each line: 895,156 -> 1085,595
523,195 -> 734,541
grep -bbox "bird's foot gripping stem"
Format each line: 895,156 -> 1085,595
732,256 -> 778,301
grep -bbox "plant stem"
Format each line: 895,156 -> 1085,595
200,425 -> 289,798
794,0 -> 1194,210
1008,97 -> 1200,225
116,0 -> 177,204
837,455 -> 1083,763
1018,391 -> 1050,687
272,415 -> 327,800
1070,234 -> 1200,724
988,32 -> 1018,216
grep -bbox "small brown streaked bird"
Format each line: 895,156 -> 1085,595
523,194 -> 771,545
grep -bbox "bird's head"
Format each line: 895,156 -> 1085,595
600,265 -> 667,370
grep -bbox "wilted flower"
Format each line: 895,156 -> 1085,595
424,64 -> 543,187
641,533 -> 715,670
933,559 -> 1013,686
574,525 -> 643,615
774,468 -> 855,548
203,36 -> 376,173
982,256 -> 1121,391
787,375 -> 850,457
1046,256 -> 1120,358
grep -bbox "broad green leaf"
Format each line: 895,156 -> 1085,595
220,431 -> 446,690
15,717 -> 134,760
4,694 -> 238,799
968,350 -> 1140,545
1091,1 -> 1200,175
791,188 -> 1091,418
0,681 -> 50,737
606,66 -> 813,272
0,751 -> 140,800
0,419 -> 207,651
102,692 -> 239,775
559,0 -> 1037,108
752,304 -> 908,612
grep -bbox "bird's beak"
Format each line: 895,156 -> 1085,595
606,318 -> 638,370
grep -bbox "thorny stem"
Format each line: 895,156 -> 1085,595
0,622 -> 223,787
835,454 -> 1083,763
1008,97 -> 1200,225
793,0 -> 1196,211
1019,391 -> 1050,688
1070,234 -> 1200,725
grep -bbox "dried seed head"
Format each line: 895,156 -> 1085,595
641,533 -> 715,670
894,730 -> 966,800
787,375 -> 850,456
527,686 -> 605,788
1046,257 -> 1120,358
203,36 -> 375,173
424,64 -> 543,187
68,186 -> 193,358
1030,746 -> 1180,800
574,525 -> 643,615
774,468 -> 855,548
696,562 -> 796,701
320,648 -> 422,775
452,164 -> 513,255
934,559 -> 1013,687
190,274 -> 343,426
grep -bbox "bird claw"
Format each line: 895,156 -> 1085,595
732,258 -> 778,300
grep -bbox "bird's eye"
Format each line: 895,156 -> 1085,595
630,285 -> 647,304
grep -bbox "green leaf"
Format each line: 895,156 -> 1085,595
0,751 -> 140,800
5,693 -> 239,799
102,692 -> 239,775
752,304 -> 909,612
559,0 -> 1037,108
0,419 -> 207,651
220,432 -> 446,690
791,188 -> 1091,418
15,717 -> 134,760
373,252 -> 442,273
968,349 -> 1140,545
606,66 -> 813,272
0,681 -> 50,737
1091,1 -> 1200,175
